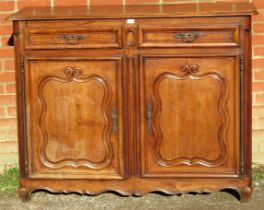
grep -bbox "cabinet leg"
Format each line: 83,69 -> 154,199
18,187 -> 32,202
238,186 -> 252,203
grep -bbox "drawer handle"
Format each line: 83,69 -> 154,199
146,102 -> 152,133
175,32 -> 205,43
112,105 -> 118,134
59,34 -> 87,45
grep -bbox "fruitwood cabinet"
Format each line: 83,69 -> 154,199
8,2 -> 257,202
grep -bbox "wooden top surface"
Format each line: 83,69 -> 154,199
8,3 -> 257,21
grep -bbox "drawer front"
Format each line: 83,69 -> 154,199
24,20 -> 122,49
139,25 -> 240,48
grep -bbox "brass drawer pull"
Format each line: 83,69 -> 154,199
58,34 -> 87,45
175,32 -> 205,43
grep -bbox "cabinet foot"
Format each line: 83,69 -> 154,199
238,187 -> 252,203
18,187 -> 32,202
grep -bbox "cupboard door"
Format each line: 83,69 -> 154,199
140,56 -> 240,177
24,57 -> 124,179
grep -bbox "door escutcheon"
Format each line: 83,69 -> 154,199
146,102 -> 153,133
112,104 -> 118,134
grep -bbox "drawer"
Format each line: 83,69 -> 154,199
139,25 -> 240,48
24,20 -> 122,49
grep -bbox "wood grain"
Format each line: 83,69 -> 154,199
140,56 -> 239,177
139,25 -> 240,48
10,3 -> 256,202
24,20 -> 123,49
7,3 -> 257,20
25,58 -> 124,179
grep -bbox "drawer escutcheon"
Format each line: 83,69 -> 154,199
175,32 -> 205,43
58,34 -> 88,45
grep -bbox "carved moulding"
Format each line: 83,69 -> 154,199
38,67 -> 113,169
151,65 -> 229,167
18,184 -> 252,202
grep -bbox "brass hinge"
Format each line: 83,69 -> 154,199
20,59 -> 24,73
240,55 -> 244,72
20,57 -> 28,175
24,161 -> 28,175
240,53 -> 245,176
240,162 -> 244,175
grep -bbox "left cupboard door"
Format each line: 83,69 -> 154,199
22,57 -> 125,179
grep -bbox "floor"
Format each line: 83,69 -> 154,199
0,181 -> 263,210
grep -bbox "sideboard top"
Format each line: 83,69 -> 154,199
8,2 -> 257,21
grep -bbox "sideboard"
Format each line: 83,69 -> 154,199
8,2 -> 257,202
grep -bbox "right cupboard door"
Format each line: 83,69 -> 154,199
140,56 -> 240,177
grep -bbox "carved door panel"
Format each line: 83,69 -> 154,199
140,56 -> 240,177
24,57 -> 124,179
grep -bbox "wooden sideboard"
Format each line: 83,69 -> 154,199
8,2 -> 257,202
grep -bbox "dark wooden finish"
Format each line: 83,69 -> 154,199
8,3 -> 256,202
8,3 -> 257,20
25,58 -> 124,179
139,25 -> 240,47
24,20 -> 123,49
140,56 -> 240,177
